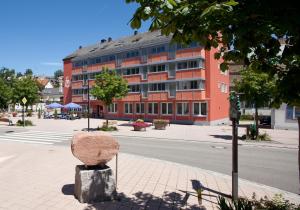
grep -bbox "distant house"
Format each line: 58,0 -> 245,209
271,104 -> 299,130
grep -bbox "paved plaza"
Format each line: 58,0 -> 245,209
0,141 -> 299,210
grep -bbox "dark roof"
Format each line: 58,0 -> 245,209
63,30 -> 172,61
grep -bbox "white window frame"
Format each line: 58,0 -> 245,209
193,102 -> 207,116
148,102 -> 158,115
176,102 -> 190,116
108,103 -> 118,113
161,102 -> 173,115
124,103 -> 133,114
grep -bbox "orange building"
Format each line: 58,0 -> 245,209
63,31 -> 229,125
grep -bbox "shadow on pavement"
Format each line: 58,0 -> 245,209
62,183 -> 208,209
209,134 -> 232,140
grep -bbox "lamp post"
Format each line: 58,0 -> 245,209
87,78 -> 90,132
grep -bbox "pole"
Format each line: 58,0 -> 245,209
232,118 -> 238,200
22,105 -> 25,127
87,79 -> 90,132
116,153 -> 118,189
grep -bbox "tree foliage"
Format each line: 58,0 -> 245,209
127,0 -> 300,106
11,77 -> 39,107
91,68 -> 128,106
0,78 -> 12,109
54,69 -> 63,79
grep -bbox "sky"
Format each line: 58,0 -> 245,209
0,0 -> 150,77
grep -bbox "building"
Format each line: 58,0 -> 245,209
63,30 -> 229,125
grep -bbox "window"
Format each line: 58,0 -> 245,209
220,83 -> 227,93
108,103 -> 118,113
161,103 -> 173,115
286,106 -> 300,120
177,80 -> 205,90
126,51 -> 139,58
151,46 -> 165,54
124,103 -> 133,114
149,83 -> 166,92
177,102 -> 189,115
149,64 -> 166,73
124,67 -> 140,75
177,60 -> 199,70
193,102 -> 207,116
135,103 -> 145,114
148,103 -> 158,114
128,85 -> 140,93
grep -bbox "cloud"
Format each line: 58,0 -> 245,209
41,62 -> 63,66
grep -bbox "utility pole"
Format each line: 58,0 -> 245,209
87,77 -> 90,132
229,91 -> 241,201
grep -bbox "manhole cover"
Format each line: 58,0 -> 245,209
211,145 -> 226,149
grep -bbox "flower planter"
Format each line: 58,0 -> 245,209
154,124 -> 167,130
12,112 -> 17,117
153,119 -> 170,130
133,125 -> 146,131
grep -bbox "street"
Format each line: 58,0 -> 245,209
111,136 -> 298,194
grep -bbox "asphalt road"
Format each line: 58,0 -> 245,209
114,136 -> 298,194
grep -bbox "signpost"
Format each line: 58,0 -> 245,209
229,91 -> 241,201
22,97 -> 27,127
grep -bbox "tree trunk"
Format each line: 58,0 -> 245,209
106,118 -> 109,128
298,117 -> 300,195
255,105 -> 259,139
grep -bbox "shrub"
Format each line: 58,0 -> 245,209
240,114 -> 254,121
16,120 -> 34,126
217,193 -> 300,210
153,119 -> 169,125
249,124 -> 257,140
135,119 -> 144,123
54,109 -> 58,119
257,132 -> 271,141
132,122 -> 149,128
97,126 -> 118,131
12,112 -> 17,117
27,110 -> 33,117
38,109 -> 41,119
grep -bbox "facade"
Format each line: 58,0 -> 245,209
63,31 -> 229,125
271,104 -> 299,130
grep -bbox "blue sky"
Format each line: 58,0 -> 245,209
0,0 -> 150,76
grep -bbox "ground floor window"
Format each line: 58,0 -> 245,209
176,102 -> 189,115
286,105 -> 300,120
107,103 -> 117,113
193,102 -> 207,116
124,103 -> 133,114
148,102 -> 158,114
135,103 -> 145,114
161,103 -> 173,115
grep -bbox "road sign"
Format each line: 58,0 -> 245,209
22,97 -> 27,105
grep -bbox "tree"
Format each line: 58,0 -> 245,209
53,69 -> 63,88
127,0 -> 300,192
11,77 -> 39,110
91,68 -> 128,126
16,72 -> 23,78
0,78 -> 12,110
234,67 -> 276,138
24,69 -> 33,77
54,69 -> 63,79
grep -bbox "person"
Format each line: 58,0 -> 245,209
8,113 -> 13,126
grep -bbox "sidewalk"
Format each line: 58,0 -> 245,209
0,141 -> 299,210
16,117 -> 300,149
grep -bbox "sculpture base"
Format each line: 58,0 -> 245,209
74,165 -> 117,203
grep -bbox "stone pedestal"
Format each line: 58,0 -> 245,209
74,165 -> 117,203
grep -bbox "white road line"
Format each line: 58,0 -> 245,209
3,134 -> 71,140
0,136 -> 61,142
24,130 -> 74,135
0,139 -> 53,145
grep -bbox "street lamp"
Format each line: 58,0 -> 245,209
87,77 -> 90,132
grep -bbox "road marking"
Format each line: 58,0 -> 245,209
0,130 -> 73,145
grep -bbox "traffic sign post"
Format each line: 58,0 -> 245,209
229,91 -> 241,201
22,97 -> 27,127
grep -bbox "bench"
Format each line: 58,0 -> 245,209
0,118 -> 13,126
